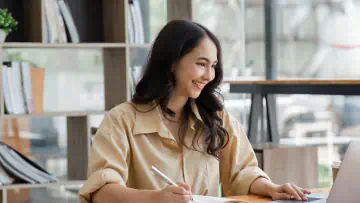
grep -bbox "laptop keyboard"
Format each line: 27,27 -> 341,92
303,197 -> 323,202
274,197 -> 323,202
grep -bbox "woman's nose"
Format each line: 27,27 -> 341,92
202,66 -> 213,80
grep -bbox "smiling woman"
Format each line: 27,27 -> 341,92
78,20 -> 309,203
174,38 -> 218,98
132,20 -> 227,159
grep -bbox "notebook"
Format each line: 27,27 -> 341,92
191,195 -> 249,203
0,142 -> 57,184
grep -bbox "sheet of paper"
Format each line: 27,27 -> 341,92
190,195 -> 249,203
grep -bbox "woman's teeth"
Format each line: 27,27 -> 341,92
192,81 -> 205,87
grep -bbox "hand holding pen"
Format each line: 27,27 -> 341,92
151,166 -> 196,203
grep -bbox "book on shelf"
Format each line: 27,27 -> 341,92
57,0 -> 80,43
128,0 -> 145,44
44,0 -> 80,43
0,142 -> 57,185
21,62 -> 35,114
31,67 -> 45,114
55,0 -> 68,43
127,1 -> 135,44
2,61 -> 45,115
44,0 -> 65,43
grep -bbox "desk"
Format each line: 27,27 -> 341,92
229,188 -> 330,203
226,80 -> 360,143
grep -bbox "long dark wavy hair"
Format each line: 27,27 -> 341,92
132,20 -> 229,159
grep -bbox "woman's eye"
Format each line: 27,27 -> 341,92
211,64 -> 217,69
197,62 -> 206,67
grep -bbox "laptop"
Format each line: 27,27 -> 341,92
270,140 -> 360,203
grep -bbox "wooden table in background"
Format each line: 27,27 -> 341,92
229,188 -> 331,203
224,80 -> 360,190
224,79 -> 360,143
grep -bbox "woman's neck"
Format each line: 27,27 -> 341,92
167,94 -> 188,121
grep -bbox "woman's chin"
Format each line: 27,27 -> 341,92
189,92 -> 201,99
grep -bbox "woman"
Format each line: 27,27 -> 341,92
79,20 -> 310,203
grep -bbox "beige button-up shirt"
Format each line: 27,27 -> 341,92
79,100 -> 270,203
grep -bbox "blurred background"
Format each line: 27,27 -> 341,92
129,0 -> 360,187
195,0 -> 360,187
2,2 -> 360,201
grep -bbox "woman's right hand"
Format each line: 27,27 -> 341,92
154,182 -> 193,203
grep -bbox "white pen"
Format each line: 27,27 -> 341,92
151,166 -> 196,203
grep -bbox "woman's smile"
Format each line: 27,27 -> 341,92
192,80 -> 207,89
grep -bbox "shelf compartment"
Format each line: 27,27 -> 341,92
1,110 -> 106,118
0,0 -> 42,42
0,180 -> 84,190
1,48 -> 107,113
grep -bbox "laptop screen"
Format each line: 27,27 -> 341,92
327,141 -> 360,203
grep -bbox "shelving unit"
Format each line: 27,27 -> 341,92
0,0 -> 128,182
0,0 -> 191,202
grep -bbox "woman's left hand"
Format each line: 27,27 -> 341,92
268,182 -> 312,201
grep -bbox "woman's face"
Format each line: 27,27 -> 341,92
173,37 -> 218,99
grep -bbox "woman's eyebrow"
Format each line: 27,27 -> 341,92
197,57 -> 218,64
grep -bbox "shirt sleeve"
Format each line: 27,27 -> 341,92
79,108 -> 132,203
219,110 -> 271,196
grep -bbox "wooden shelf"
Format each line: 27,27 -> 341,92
1,110 -> 106,118
0,180 -> 84,190
29,147 -> 67,159
0,42 -> 127,48
128,44 -> 152,48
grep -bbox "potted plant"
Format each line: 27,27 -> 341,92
0,8 -> 18,42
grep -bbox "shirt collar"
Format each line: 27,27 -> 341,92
189,99 -> 203,130
132,99 -> 204,138
132,101 -> 173,140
